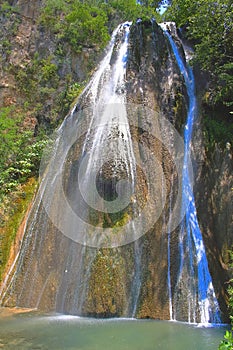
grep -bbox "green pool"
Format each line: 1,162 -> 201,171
0,308 -> 226,349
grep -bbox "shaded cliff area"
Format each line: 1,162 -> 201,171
0,1 -> 232,322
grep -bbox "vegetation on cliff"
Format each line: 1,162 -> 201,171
165,0 -> 233,153
165,0 -> 233,107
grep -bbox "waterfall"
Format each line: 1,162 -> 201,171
161,23 -> 221,324
0,20 -> 224,323
0,21 -> 143,318
73,21 -> 142,315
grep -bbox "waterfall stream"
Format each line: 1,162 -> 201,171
161,24 -> 221,324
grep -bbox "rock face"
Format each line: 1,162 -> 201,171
195,144 -> 232,319
0,3 -> 232,323
0,0 -> 100,130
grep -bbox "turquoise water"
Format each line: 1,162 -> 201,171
0,309 -> 226,349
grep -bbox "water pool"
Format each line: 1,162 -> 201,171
0,308 -> 226,349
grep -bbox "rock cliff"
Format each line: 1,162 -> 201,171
0,1 -> 232,322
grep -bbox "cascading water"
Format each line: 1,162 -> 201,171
73,21 -> 142,316
0,21 -> 144,318
0,20 -> 225,323
160,23 -> 221,324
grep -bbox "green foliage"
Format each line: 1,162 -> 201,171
0,2 -> 21,59
39,0 -> 161,51
14,54 -> 59,99
106,0 -> 143,20
0,136 -> 48,196
65,4 -> 109,51
165,0 -> 233,107
0,107 -> 48,198
218,251 -> 233,350
38,0 -> 68,29
0,107 -> 21,163
39,0 -> 110,52
59,81 -> 85,113
2,38 -> 11,51
203,114 -> 233,149
40,58 -> 58,81
0,1 -> 19,17
219,329 -> 233,350
105,0 -> 160,22
216,63 -> 233,107
138,0 -> 161,7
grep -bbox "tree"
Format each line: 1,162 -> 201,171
165,0 -> 233,107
